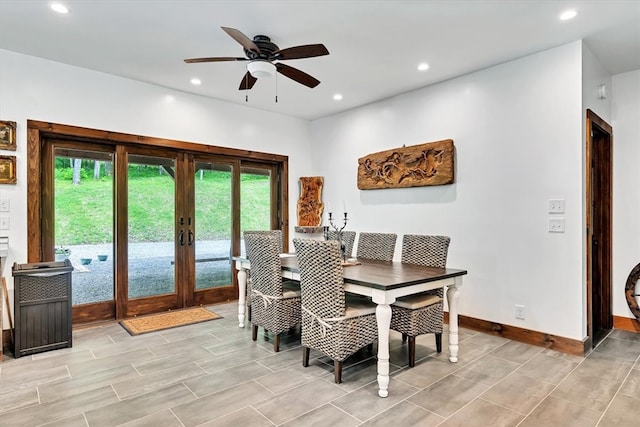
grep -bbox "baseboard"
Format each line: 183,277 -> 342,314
613,315 -> 640,332
444,313 -> 587,356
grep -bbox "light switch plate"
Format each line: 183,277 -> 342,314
548,199 -> 565,214
0,217 -> 9,230
548,218 -> 565,233
0,199 -> 8,212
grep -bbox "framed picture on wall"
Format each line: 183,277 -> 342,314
0,121 -> 17,151
0,155 -> 16,184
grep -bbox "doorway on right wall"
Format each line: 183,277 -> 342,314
586,109 -> 613,348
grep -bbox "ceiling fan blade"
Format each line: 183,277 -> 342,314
272,44 -> 329,60
276,63 -> 320,88
221,26 -> 261,54
184,57 -> 247,63
238,71 -> 258,90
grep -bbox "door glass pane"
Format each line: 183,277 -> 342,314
54,149 -> 114,305
194,162 -> 232,290
240,167 -> 273,255
127,155 -> 176,298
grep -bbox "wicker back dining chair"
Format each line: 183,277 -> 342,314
326,230 -> 356,258
243,230 -> 284,321
293,238 -> 378,383
243,230 -> 283,253
244,232 -> 301,352
390,234 -> 450,367
356,232 -> 397,261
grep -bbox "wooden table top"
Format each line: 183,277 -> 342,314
280,256 -> 467,291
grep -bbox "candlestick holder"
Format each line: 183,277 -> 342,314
327,212 -> 349,261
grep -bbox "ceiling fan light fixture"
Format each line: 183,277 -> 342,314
247,61 -> 276,79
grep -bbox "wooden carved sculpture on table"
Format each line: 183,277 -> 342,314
297,176 -> 324,226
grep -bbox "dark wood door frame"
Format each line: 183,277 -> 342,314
27,120 -> 289,323
585,109 -> 613,348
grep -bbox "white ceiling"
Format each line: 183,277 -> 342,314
1,1 -> 638,120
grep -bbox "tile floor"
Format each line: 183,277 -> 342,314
0,302 -> 638,427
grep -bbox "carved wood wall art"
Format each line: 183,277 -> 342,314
357,139 -> 454,190
297,176 -> 324,226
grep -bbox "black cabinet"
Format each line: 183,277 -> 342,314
12,260 -> 73,357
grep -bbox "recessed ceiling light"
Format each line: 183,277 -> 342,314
559,10 -> 577,21
50,2 -> 69,14
333,94 -> 343,101
417,63 -> 430,71
190,78 -> 202,86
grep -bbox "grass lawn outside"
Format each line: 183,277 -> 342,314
54,164 -> 271,305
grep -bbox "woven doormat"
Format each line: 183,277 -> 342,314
120,307 -> 222,336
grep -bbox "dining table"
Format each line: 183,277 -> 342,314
233,254 -> 467,398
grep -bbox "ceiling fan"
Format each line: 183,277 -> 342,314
184,27 -> 329,90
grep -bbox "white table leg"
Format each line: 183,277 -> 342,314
446,278 -> 462,362
237,267 -> 247,328
375,303 -> 392,398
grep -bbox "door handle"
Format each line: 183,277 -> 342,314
188,230 -> 194,246
179,230 -> 185,246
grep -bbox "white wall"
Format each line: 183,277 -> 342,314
580,42 -> 612,335
581,48 -> 640,322
582,42 -> 612,123
310,42 -> 586,340
611,70 -> 640,320
0,49 -> 314,326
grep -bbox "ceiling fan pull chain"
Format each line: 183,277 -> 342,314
275,72 -> 278,103
245,73 -> 249,102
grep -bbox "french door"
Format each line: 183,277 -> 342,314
31,121 -> 287,324
121,148 -> 182,316
189,155 -> 238,306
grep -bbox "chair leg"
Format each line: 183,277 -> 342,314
252,324 -> 258,341
302,347 -> 310,367
274,334 -> 280,352
435,333 -> 442,353
334,360 -> 343,383
247,303 -> 252,322
402,333 -> 407,343
408,336 -> 416,367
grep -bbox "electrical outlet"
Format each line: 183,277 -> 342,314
0,199 -> 8,212
0,217 -> 9,230
548,218 -> 565,233
548,199 -> 565,214
515,304 -> 525,320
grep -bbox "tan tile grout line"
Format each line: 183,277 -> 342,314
360,333 -> 512,426
512,329 -> 640,427
460,346 -> 549,418
511,352 -> 588,426
428,339 -> 527,425
593,336 -> 640,426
